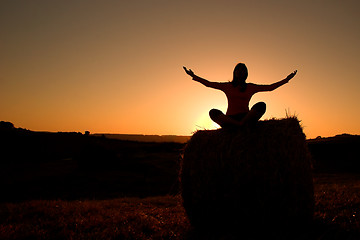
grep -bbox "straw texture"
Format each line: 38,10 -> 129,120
180,117 -> 314,233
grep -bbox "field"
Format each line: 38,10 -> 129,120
1,173 -> 360,239
1,125 -> 360,239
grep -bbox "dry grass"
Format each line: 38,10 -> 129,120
0,173 -> 360,239
0,196 -> 190,240
313,173 -> 360,232
181,117 -> 313,233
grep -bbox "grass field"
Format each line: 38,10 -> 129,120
1,172 -> 360,240
313,173 -> 360,232
1,128 -> 359,239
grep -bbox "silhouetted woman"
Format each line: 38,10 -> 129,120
183,63 -> 297,127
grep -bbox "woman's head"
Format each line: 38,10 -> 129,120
232,63 -> 248,87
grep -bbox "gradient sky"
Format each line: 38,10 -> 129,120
1,0 -> 359,138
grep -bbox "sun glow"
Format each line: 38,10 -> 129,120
1,1 -> 359,138
193,111 -> 220,133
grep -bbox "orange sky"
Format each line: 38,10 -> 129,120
1,1 -> 359,139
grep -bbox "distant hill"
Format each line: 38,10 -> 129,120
1,120 -> 360,201
307,133 -> 360,143
0,121 -> 190,143
307,134 -> 360,172
0,121 -> 186,201
92,134 -> 190,143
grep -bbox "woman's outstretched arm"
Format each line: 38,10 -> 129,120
255,70 -> 297,92
183,66 -> 224,90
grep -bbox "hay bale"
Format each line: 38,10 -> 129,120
181,117 -> 314,234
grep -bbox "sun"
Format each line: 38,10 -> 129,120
193,111 -> 220,132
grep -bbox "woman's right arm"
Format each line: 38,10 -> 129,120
183,66 -> 224,90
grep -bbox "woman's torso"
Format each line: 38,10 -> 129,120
221,83 -> 256,115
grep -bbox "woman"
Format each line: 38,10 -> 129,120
183,63 -> 297,128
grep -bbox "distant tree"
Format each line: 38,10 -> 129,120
0,121 -> 15,131
85,131 -> 90,136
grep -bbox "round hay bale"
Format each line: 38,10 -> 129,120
181,117 -> 314,234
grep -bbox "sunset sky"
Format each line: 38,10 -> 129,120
1,0 -> 359,138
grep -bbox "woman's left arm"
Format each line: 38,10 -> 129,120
255,70 -> 297,92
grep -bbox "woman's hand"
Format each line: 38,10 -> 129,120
285,70 -> 297,82
183,66 -> 196,78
